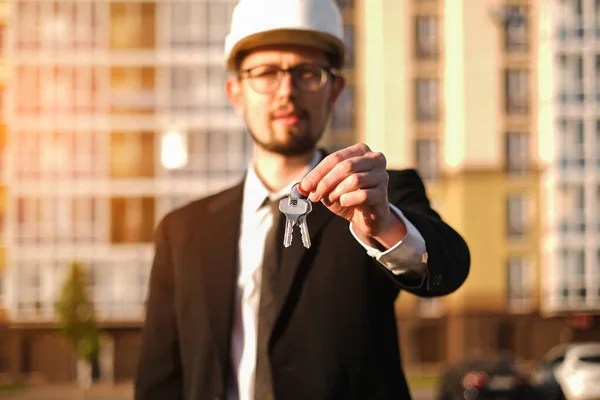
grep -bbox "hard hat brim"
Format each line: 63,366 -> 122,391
226,28 -> 346,73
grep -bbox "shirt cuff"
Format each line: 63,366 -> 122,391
349,204 -> 427,276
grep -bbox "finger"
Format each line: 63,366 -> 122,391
325,171 -> 386,204
338,187 -> 383,208
300,143 -> 371,193
311,152 -> 386,202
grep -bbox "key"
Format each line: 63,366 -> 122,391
279,197 -> 309,247
297,200 -> 312,248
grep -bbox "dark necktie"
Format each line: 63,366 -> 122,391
254,198 -> 285,400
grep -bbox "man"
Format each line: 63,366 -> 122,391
134,0 -> 470,399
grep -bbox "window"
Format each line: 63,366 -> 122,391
558,54 -> 584,104
557,249 -> 588,306
558,119 -> 585,170
557,184 -> 585,234
168,2 -> 208,48
415,138 -> 439,181
207,2 -> 232,47
415,16 -> 438,59
110,197 -> 155,244
110,2 -> 155,49
16,66 -> 41,114
91,261 -> 149,318
505,132 -> 529,174
110,67 -> 155,113
15,197 -> 101,244
165,129 -> 249,179
331,86 -> 354,130
16,262 -> 42,317
73,67 -> 101,113
15,131 -> 105,179
504,6 -> 528,52
415,79 -> 439,121
167,66 -> 230,112
15,1 -> 41,50
505,69 -> 529,115
343,25 -> 355,68
110,132 -> 155,178
17,66 -> 102,115
506,194 -> 528,239
507,256 -> 531,309
15,2 -> 103,50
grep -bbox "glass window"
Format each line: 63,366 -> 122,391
164,128 -> 249,179
110,2 -> 155,50
415,79 -> 439,121
16,66 -> 41,115
110,197 -> 155,244
558,119 -> 585,170
16,262 -> 42,316
15,1 -> 41,50
557,184 -> 586,234
504,6 -> 528,52
110,132 -> 155,178
331,86 -> 354,130
110,67 -> 155,113
15,197 -> 101,244
168,2 -> 208,48
207,2 -> 230,47
505,132 -> 529,174
415,138 -> 439,181
507,256 -> 531,308
343,25 -> 355,68
506,194 -> 528,239
505,69 -> 529,115
415,16 -> 438,59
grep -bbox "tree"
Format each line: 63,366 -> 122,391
54,262 -> 100,390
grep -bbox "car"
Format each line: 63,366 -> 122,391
531,341 -> 600,400
435,354 -> 535,400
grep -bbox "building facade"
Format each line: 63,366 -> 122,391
355,0 -> 600,370
0,0 -> 357,383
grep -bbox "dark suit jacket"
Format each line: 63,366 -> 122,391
134,168 -> 470,400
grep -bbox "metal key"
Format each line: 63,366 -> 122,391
297,200 -> 312,248
279,196 -> 309,247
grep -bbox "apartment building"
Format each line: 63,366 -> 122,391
0,0 -> 357,383
355,0 -> 600,369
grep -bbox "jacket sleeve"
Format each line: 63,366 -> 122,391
385,169 -> 471,297
134,216 -> 183,400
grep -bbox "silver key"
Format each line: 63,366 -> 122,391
297,200 -> 312,248
279,197 -> 309,247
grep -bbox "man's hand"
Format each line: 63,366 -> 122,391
299,143 -> 407,245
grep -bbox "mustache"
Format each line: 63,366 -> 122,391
270,104 -> 308,119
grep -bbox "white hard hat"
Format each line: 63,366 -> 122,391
224,0 -> 346,72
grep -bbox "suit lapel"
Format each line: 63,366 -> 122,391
271,200 -> 335,341
195,180 -> 244,378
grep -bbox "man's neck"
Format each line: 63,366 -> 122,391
252,146 -> 317,193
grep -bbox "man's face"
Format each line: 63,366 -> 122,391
226,44 -> 345,156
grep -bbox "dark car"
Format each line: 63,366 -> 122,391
435,354 -> 536,400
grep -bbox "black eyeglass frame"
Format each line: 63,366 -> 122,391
237,63 -> 339,94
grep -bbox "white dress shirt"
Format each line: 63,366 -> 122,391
227,150 -> 427,400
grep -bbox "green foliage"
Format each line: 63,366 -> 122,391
54,262 -> 100,363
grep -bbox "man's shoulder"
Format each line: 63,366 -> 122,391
158,180 -> 245,230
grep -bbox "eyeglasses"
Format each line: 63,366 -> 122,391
238,64 -> 334,94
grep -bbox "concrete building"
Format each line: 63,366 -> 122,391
355,0 -> 600,370
0,0 -> 356,383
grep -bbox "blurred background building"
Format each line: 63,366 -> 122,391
0,0 -> 598,385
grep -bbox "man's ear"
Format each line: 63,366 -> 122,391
327,74 -> 346,111
226,77 -> 245,116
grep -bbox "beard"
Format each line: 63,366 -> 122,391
247,125 -> 325,156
